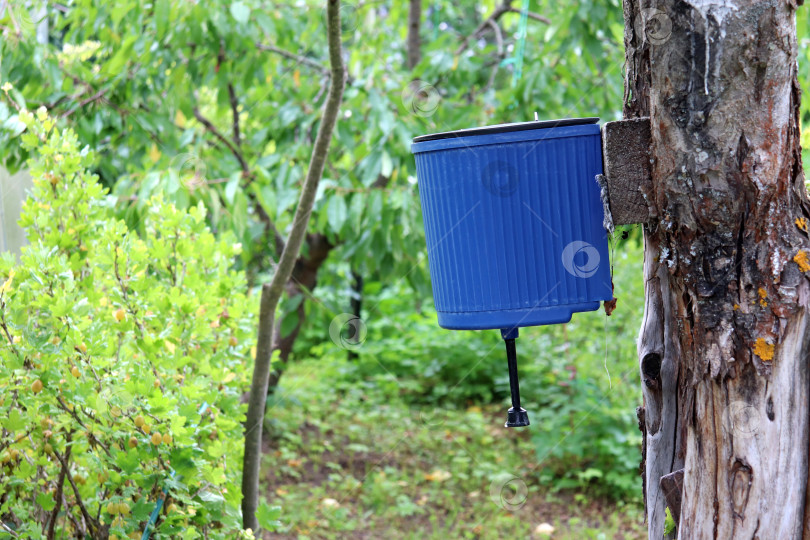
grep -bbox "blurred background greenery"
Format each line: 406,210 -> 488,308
1,0 -> 808,537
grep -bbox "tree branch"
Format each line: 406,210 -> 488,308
241,0 -> 346,531
456,1 -> 511,55
256,42 -> 330,76
487,19 -> 505,57
52,435 -> 98,535
406,0 -> 422,69
192,106 -> 250,175
193,93 -> 286,254
61,87 -> 108,119
45,443 -> 70,539
0,520 -> 19,538
505,7 -> 550,24
484,19 -> 505,92
227,83 -> 242,148
455,0 -> 549,55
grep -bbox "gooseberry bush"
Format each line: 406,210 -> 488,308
0,104 -> 259,537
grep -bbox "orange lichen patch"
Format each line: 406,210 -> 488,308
753,338 -> 775,362
796,217 -> 808,232
794,250 -> 810,272
757,288 -> 768,307
733,304 -> 740,310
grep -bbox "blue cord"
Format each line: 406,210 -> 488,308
511,0 -> 531,87
141,401 -> 209,540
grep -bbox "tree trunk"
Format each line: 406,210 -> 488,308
626,0 -> 810,538
347,268 -> 363,361
266,233 -> 334,392
241,0 -> 345,529
407,0 -> 422,69
273,233 -> 334,363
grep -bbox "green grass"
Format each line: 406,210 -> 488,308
259,357 -> 645,539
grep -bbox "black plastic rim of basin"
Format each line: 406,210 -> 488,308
412,117 -> 599,143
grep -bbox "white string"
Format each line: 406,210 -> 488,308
604,306 -> 612,389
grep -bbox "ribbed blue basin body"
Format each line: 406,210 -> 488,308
411,121 -> 612,330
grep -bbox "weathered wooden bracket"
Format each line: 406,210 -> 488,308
659,468 -> 685,524
599,116 -> 654,227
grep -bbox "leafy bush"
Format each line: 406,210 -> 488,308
300,278 -> 506,407
0,103 -> 256,537
303,235 -> 645,501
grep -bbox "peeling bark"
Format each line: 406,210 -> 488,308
637,219 -> 685,538
660,468 -> 685,523
625,0 -> 810,537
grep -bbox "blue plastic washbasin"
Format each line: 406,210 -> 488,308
411,117 -> 612,331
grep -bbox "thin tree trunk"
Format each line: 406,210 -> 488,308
406,0 -> 422,69
241,0 -> 345,530
347,268 -> 363,361
265,234 -> 334,393
273,234 -> 334,364
627,0 -> 810,538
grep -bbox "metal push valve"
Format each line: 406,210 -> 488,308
501,328 -> 529,428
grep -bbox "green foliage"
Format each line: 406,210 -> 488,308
299,232 -> 644,500
0,0 -> 434,285
0,108 -> 255,536
1,0 -> 741,529
306,286 -> 505,405
664,506 -> 677,536
522,233 -> 644,499
0,0 -> 626,295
